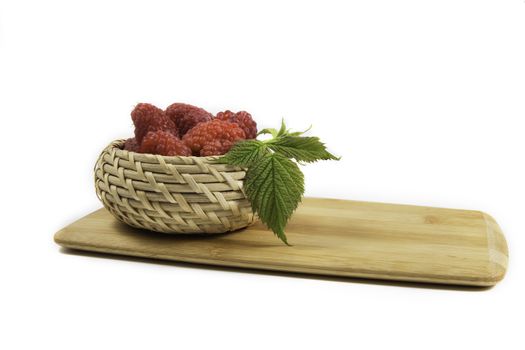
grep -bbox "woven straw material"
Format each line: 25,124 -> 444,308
94,140 -> 256,234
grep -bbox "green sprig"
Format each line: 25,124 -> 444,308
220,120 -> 339,244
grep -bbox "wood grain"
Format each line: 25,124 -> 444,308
54,197 -> 508,286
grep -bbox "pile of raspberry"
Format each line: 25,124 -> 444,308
123,102 -> 257,157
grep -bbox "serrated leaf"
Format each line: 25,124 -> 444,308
268,136 -> 340,163
244,152 -> 304,244
218,139 -> 268,167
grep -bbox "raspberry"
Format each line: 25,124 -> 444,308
123,137 -> 139,152
200,139 -> 234,156
182,119 -> 246,156
165,103 -> 213,136
131,103 -> 179,143
216,110 -> 257,139
139,130 -> 191,156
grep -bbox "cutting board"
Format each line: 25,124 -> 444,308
54,197 -> 508,287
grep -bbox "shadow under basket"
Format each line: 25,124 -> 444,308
94,140 -> 257,234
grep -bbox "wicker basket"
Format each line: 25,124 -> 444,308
94,140 -> 256,234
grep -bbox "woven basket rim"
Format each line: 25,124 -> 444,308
110,139 -> 224,162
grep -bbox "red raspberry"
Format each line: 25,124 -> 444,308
123,137 -> 139,152
131,103 -> 179,143
165,103 -> 213,136
139,130 -> 191,156
182,119 -> 246,156
216,110 -> 257,139
200,139 -> 234,156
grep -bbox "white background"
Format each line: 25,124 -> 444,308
1,1 -> 524,349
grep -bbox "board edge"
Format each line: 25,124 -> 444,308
480,211 -> 509,285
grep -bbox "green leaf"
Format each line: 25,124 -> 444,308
218,139 -> 269,167
244,152 -> 304,244
257,128 -> 278,138
276,118 -> 287,137
288,125 -> 312,136
268,136 -> 340,163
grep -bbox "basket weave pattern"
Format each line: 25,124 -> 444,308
94,140 -> 256,234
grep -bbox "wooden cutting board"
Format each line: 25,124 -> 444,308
54,197 -> 508,287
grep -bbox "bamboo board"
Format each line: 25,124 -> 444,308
54,198 -> 508,286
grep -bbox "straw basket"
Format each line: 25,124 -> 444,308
94,140 -> 256,234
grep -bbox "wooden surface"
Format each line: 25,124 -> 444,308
54,197 -> 508,286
